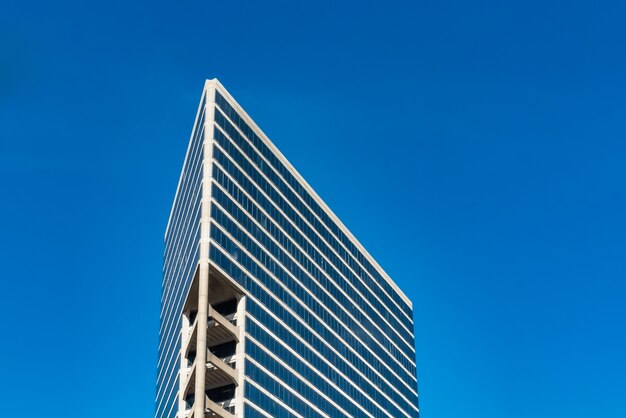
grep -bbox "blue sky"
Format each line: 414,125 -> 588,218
1,1 -> 625,417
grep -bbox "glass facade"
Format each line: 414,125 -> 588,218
157,93 -> 206,418
156,80 -> 419,418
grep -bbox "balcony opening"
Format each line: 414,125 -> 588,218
206,383 -> 236,403
209,340 -> 237,359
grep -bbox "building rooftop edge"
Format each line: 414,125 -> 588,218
206,78 -> 413,309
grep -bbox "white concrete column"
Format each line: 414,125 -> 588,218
179,312 -> 191,414
194,81 -> 217,418
234,296 -> 247,415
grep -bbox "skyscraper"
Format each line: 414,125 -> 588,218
156,79 -> 419,418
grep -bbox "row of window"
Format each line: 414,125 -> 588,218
209,130 -> 415,355
248,316 -> 417,418
157,257 -> 195,413
160,107 -> 204,345
215,92 -> 413,320
211,144 -> 417,376
213,109 -> 414,339
163,102 -> 205,265
246,361 -> 338,417
245,380 -> 307,418
157,120 -> 203,399
156,238 -> 198,403
247,295 -> 418,417
243,404 -> 265,418
208,238 -> 419,416
158,200 -> 200,367
210,188 -> 418,406
159,201 -> 201,356
248,338 -> 356,417
210,156 -> 415,365
156,102 -> 205,418
157,219 -> 199,414
210,205 -> 417,398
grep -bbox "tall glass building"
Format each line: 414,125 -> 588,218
156,79 -> 419,418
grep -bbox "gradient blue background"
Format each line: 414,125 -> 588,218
1,1 -> 625,417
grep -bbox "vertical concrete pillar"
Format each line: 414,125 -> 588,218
194,80 -> 216,418
234,296 -> 247,415
179,312 -> 191,413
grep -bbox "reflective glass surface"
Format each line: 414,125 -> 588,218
210,92 -> 419,417
155,96 -> 205,418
